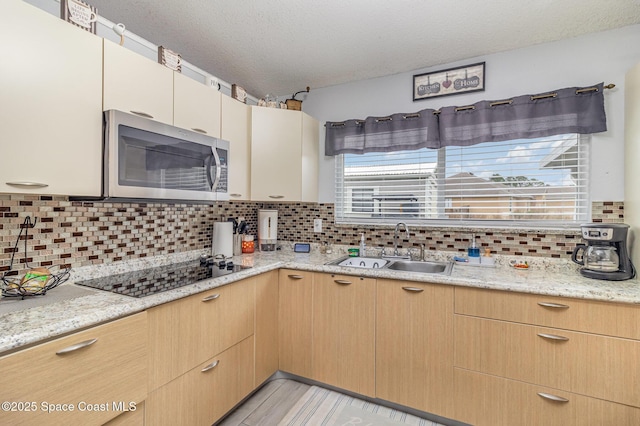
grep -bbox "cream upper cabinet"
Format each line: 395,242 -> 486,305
312,273 -> 376,397
174,72 -> 221,138
103,39 -> 174,125
376,279 -> 455,419
222,96 -> 251,200
0,1 -> 102,196
250,107 -> 319,201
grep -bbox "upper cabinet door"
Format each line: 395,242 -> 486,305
174,73 -> 221,138
222,95 -> 251,200
0,1 -> 103,196
250,107 -> 320,202
103,39 -> 174,125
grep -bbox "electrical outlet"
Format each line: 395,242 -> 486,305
313,218 -> 322,233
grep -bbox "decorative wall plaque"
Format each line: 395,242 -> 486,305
413,62 -> 485,101
60,0 -> 97,34
232,84 -> 247,104
158,46 -> 182,72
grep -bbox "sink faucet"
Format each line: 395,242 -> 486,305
393,222 -> 410,256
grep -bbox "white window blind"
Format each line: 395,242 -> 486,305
335,134 -> 590,227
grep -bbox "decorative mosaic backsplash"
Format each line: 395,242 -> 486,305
0,194 -> 624,275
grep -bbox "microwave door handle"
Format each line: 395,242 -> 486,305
208,146 -> 222,191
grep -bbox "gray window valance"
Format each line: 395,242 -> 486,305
325,82 -> 607,156
324,109 -> 439,156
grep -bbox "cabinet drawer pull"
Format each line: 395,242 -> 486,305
130,110 -> 154,119
6,181 -> 49,188
288,274 -> 304,280
56,338 -> 98,355
402,287 -> 424,293
202,293 -> 221,302
538,302 -> 570,309
201,360 -> 219,372
537,333 -> 569,341
230,193 -> 243,198
334,279 -> 352,285
269,195 -> 285,199
537,392 -> 569,403
191,128 -> 207,134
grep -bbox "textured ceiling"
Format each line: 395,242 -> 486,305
88,0 -> 640,98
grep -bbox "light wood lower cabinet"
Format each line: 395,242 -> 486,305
103,402 -> 144,426
0,313 -> 147,426
255,270 -> 279,385
455,286 -> 640,340
148,277 -> 255,390
146,336 -> 254,426
278,269 -> 313,377
312,273 -> 376,396
455,314 -> 640,407
375,279 -> 455,419
455,368 -> 640,426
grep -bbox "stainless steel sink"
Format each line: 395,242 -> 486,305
386,260 -> 453,275
326,256 -> 453,275
328,256 -> 390,269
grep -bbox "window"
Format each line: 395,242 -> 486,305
335,134 -> 590,227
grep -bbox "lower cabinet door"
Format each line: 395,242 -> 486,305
375,279 -> 455,419
146,336 -> 255,426
454,368 -> 640,426
312,273 -> 376,396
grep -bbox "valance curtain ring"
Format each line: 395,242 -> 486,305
455,105 -> 475,112
489,100 -> 513,107
530,93 -> 557,101
375,117 -> 392,123
402,113 -> 421,119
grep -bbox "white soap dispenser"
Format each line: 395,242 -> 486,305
359,233 -> 366,257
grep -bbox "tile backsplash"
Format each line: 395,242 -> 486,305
0,194 -> 624,275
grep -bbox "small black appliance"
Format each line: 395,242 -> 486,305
571,223 -> 636,281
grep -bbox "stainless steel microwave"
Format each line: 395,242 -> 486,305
102,110 -> 229,202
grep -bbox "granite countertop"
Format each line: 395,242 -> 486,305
1,247 -> 639,355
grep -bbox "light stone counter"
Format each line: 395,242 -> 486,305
1,247 -> 639,354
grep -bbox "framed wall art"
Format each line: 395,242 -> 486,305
60,0 -> 97,34
413,62 -> 485,101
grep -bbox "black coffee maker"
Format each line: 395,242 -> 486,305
572,223 -> 636,281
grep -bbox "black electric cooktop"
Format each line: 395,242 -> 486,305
75,260 -> 249,298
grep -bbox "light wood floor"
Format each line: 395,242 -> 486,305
216,379 -> 311,426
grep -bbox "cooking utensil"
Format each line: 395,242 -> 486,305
238,221 -> 248,234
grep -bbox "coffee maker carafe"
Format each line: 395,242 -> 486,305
571,223 -> 636,280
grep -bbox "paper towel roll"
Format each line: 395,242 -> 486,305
213,222 -> 234,257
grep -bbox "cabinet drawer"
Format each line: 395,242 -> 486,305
0,313 -> 147,426
454,369 -> 640,426
146,336 -> 254,426
148,278 -> 255,390
455,287 -> 640,339
103,401 -> 144,426
455,315 -> 640,407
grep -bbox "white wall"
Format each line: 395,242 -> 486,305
304,25 -> 640,203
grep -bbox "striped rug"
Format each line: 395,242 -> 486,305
277,386 -> 444,426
